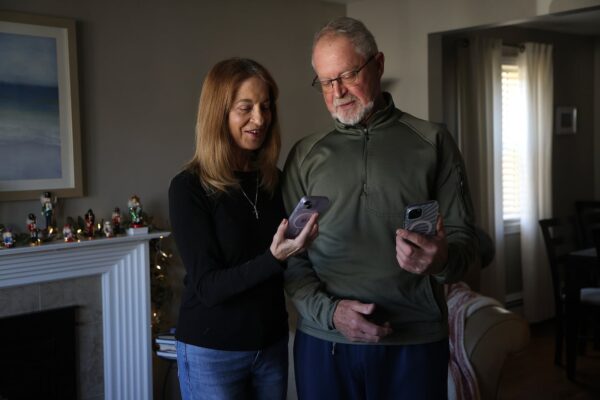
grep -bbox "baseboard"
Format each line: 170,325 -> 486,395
505,292 -> 523,310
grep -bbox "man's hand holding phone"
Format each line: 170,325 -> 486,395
395,201 -> 448,275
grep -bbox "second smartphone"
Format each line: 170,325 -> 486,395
403,200 -> 439,236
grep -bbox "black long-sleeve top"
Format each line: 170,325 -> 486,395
168,169 -> 288,350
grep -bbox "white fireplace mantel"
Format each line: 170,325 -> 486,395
0,231 -> 169,400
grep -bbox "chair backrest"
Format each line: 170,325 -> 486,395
539,217 -> 580,312
593,228 -> 600,271
574,200 -> 600,248
594,227 -> 600,248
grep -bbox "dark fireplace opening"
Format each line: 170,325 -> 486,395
0,306 -> 77,400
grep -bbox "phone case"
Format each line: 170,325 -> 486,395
285,196 -> 330,238
403,200 -> 439,236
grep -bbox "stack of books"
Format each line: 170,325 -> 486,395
155,329 -> 176,360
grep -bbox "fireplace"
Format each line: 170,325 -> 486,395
0,232 -> 168,400
0,307 -> 77,399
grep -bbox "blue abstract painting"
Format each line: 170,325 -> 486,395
0,31 -> 61,181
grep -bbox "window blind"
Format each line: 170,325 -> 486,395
501,62 -> 525,222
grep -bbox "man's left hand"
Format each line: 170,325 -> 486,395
395,215 -> 448,275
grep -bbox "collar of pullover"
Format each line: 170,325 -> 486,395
333,92 -> 402,135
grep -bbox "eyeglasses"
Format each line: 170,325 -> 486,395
311,54 -> 376,93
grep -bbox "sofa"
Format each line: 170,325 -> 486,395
464,303 -> 530,398
453,284 -> 530,399
451,228 -> 530,399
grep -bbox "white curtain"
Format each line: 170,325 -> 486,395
518,43 -> 554,322
456,37 -> 506,302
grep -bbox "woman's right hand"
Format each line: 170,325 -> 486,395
270,213 -> 319,261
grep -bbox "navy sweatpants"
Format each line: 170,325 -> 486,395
293,330 -> 449,400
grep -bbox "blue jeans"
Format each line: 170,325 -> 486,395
176,335 -> 288,400
294,330 -> 449,400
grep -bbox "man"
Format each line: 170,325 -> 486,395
282,17 -> 477,399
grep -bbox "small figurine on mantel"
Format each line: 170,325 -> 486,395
26,213 -> 39,244
62,224 -> 75,242
128,195 -> 144,227
127,195 -> 148,235
40,191 -> 57,230
103,220 -> 114,238
112,207 -> 122,234
2,229 -> 15,248
84,209 -> 95,238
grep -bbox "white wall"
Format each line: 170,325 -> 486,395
348,0 -> 600,119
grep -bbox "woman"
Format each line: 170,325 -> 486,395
169,58 -> 318,400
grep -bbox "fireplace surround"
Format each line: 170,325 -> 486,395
0,232 -> 168,399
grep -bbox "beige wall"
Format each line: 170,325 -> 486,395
348,0 -> 600,201
346,0 -> 599,304
0,0 -> 343,232
348,0 -> 600,119
0,3 -> 344,397
2,0 -> 597,268
2,1 -> 598,397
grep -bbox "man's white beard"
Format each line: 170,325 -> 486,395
332,97 -> 374,126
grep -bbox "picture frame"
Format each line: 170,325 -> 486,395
0,11 -> 82,201
555,106 -> 577,135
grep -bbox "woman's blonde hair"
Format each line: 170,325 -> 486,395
186,58 -> 281,195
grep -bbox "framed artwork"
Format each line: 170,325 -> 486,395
0,11 -> 82,201
555,106 -> 577,135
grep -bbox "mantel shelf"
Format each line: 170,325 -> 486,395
0,230 -> 168,257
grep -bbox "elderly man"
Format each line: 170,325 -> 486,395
282,17 -> 477,399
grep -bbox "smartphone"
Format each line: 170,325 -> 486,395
403,200 -> 439,236
285,196 -> 330,238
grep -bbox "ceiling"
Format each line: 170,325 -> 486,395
321,2 -> 600,36
513,8 -> 600,36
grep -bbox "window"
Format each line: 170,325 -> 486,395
500,56 -> 526,228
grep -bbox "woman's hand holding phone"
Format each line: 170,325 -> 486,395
270,213 -> 319,262
285,196 -> 330,238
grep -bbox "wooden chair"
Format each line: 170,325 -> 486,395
538,217 -> 600,366
574,200 -> 600,248
591,228 -> 600,350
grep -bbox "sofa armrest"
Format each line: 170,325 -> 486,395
465,306 -> 530,400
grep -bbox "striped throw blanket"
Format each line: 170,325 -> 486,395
446,282 -> 502,400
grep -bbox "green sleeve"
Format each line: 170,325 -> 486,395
432,128 -> 478,284
281,143 -> 339,331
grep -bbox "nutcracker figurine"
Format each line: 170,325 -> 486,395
26,213 -> 39,244
128,195 -> 144,228
111,207 -> 122,234
84,209 -> 95,238
40,191 -> 56,230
